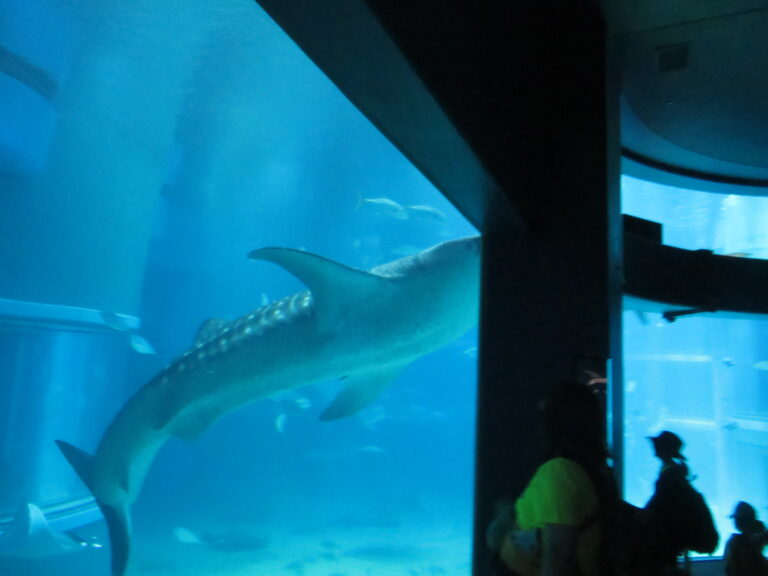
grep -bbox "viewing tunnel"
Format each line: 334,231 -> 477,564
0,1 -> 766,576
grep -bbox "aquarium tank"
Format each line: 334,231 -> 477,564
622,174 -> 768,557
0,1 -> 479,575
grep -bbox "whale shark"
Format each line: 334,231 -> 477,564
56,235 -> 480,576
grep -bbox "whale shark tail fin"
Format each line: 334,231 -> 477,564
100,503 -> 131,576
56,440 -> 132,576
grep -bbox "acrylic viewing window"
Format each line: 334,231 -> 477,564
622,175 -> 768,556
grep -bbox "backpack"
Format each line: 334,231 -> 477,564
677,482 -> 719,554
645,463 -> 719,556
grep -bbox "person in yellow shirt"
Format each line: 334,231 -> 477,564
490,381 -> 617,576
514,456 -> 602,576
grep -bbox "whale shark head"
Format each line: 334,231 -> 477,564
416,233 -> 480,284
391,235 -> 481,334
425,234 -> 480,313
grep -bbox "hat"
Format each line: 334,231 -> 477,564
730,501 -> 757,520
649,431 -> 686,460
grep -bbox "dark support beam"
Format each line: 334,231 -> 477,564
625,235 -> 768,315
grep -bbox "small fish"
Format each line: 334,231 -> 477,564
129,334 -> 156,355
359,445 -> 385,454
295,397 -> 312,410
360,197 -> 409,220
462,346 -> 478,359
406,204 -> 447,224
103,310 -> 156,355
173,526 -> 268,552
260,293 -> 269,307
172,527 -> 201,545
101,311 -> 133,332
275,413 -> 287,433
721,357 -> 736,368
725,252 -> 752,258
634,310 -> 649,325
359,406 -> 387,431
584,370 -> 607,387
753,360 -> 768,371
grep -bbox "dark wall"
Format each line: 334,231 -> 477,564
470,9 -> 622,574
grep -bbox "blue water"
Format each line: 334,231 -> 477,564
622,176 -> 768,557
0,1 -> 479,575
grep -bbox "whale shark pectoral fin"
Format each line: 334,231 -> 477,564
319,367 -> 406,421
247,247 -> 395,334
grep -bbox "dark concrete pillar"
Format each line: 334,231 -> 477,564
472,3 -> 622,575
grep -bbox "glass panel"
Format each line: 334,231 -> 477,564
0,2 -> 479,575
622,175 -> 768,257
622,175 -> 768,557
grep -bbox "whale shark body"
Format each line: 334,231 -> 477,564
56,236 -> 480,576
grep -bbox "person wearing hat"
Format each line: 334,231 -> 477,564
724,501 -> 768,576
643,431 -> 695,575
649,431 -> 688,470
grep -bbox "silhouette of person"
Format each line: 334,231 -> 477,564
490,381 -> 617,576
724,501 -> 768,576
643,430 -> 701,575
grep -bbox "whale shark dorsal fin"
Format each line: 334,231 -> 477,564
319,366 -> 406,421
193,318 -> 229,347
56,440 -> 131,499
248,247 -> 394,333
55,440 -> 95,493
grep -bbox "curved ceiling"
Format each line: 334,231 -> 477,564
607,2 -> 768,190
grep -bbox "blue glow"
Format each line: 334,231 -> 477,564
622,175 -> 768,557
0,1 -> 478,574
